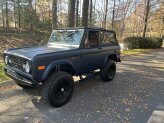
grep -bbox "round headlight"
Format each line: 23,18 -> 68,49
5,56 -> 9,64
23,61 -> 31,73
8,58 -> 12,64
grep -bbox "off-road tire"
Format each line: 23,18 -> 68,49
42,71 -> 74,107
100,60 -> 116,82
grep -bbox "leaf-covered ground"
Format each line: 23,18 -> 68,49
0,60 -> 10,82
0,27 -> 50,56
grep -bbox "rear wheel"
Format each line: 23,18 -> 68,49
42,71 -> 74,107
100,60 -> 116,82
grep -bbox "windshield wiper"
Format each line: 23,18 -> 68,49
67,31 -> 79,37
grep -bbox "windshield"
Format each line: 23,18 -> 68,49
48,29 -> 84,45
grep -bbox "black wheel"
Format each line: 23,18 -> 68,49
15,81 -> 32,89
42,71 -> 74,107
100,60 -> 116,82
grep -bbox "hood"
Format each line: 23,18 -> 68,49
5,43 -> 79,60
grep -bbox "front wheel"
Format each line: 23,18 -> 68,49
100,60 -> 116,82
42,71 -> 74,107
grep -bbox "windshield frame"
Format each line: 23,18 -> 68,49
48,29 -> 84,46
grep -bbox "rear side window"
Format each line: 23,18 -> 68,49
85,30 -> 99,48
100,31 -> 117,46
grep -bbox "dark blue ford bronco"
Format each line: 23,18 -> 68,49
4,27 -> 121,107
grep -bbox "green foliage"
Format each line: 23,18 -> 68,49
37,18 -> 52,31
0,62 -> 10,82
121,49 -> 151,55
124,37 -> 163,49
21,5 -> 39,30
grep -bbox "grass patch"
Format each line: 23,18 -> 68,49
0,61 -> 10,82
121,49 -> 151,55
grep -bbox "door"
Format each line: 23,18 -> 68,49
80,30 -> 102,73
99,31 -> 119,64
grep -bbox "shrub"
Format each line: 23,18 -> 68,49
124,37 -> 163,49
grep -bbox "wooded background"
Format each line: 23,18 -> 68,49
0,0 -> 163,41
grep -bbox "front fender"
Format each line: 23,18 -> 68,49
42,60 -> 76,81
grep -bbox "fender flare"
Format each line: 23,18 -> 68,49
42,60 -> 76,81
104,54 -> 117,66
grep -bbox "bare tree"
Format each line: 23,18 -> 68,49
160,18 -> 164,37
111,0 -> 116,29
159,1 -> 164,37
82,0 -> 89,27
17,0 -> 21,28
103,0 -> 108,28
89,0 -> 93,26
5,0 -> 9,27
52,0 -> 57,29
92,0 -> 96,25
143,0 -> 150,37
132,1 -> 137,36
67,0 -> 76,27
116,0 -> 135,38
28,0 -> 33,30
14,0 -> 16,28
75,0 -> 79,27
0,0 -> 5,27
34,0 -> 37,31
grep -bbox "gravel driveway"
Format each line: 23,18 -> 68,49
0,49 -> 164,123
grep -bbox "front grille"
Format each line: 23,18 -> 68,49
8,55 -> 27,72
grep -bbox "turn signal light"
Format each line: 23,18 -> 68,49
38,66 -> 45,70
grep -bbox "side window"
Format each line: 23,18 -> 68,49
100,31 -> 117,46
85,30 -> 99,48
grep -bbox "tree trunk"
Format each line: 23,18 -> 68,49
5,0 -> 9,27
143,0 -> 150,37
111,0 -> 116,29
1,2 -> 5,27
28,0 -> 32,6
67,0 -> 76,27
103,0 -> 108,29
52,0 -> 57,30
75,0 -> 79,27
160,18 -> 164,37
34,0 -> 37,31
18,0 -> 21,28
93,0 -> 96,25
133,2 -> 137,36
35,0 -> 36,13
59,0 -> 62,27
89,0 -> 93,26
27,0 -> 33,30
79,0 -> 82,18
82,0 -> 89,27
14,0 -> 16,28
120,21 -> 125,38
